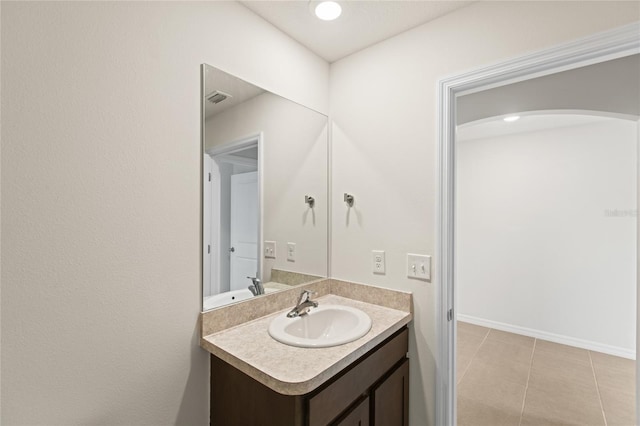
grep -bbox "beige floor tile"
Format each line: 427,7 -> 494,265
475,338 -> 534,366
458,396 -> 521,426
463,357 -> 530,387
457,352 -> 474,383
456,327 -> 635,426
458,365 -> 527,410
458,321 -> 491,338
590,351 -> 635,372
530,351 -> 596,388
593,366 -> 635,394
599,386 -> 636,426
591,351 -> 635,393
520,412 -> 593,426
527,368 -> 600,404
458,330 -> 486,355
534,340 -> 591,365
485,329 -> 535,348
522,383 -> 605,426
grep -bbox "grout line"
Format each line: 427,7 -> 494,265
518,337 -> 537,426
589,350 -> 608,426
457,326 -> 491,384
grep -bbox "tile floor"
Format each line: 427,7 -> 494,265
457,321 -> 636,426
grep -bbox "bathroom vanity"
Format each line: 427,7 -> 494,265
210,327 -> 408,426
200,279 -> 412,426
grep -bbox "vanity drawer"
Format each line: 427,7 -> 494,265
308,328 -> 408,426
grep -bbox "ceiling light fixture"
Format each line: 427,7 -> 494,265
315,1 -> 342,21
503,115 -> 520,122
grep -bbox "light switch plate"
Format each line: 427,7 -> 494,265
287,242 -> 296,262
372,250 -> 386,274
407,253 -> 431,281
264,241 -> 276,259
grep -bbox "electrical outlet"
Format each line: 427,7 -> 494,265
407,253 -> 431,281
287,242 -> 296,262
264,241 -> 276,259
372,250 -> 386,274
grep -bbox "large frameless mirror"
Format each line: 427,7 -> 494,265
201,64 -> 329,311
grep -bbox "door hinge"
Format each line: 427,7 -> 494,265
208,172 -> 211,182
207,244 -> 211,254
447,308 -> 453,321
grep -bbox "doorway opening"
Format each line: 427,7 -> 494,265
455,111 -> 637,425
203,134 -> 262,300
436,23 -> 640,426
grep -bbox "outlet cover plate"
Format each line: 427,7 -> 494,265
287,242 -> 296,262
372,250 -> 386,274
407,253 -> 431,281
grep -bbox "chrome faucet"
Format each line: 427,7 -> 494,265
247,276 -> 264,296
287,290 -> 318,318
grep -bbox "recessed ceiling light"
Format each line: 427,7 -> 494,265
315,1 -> 342,21
503,115 -> 520,122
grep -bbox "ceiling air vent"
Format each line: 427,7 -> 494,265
207,90 -> 232,105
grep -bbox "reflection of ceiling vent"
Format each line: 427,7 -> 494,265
207,90 -> 232,104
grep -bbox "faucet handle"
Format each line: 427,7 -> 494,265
297,289 -> 317,304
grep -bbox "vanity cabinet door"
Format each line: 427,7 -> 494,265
333,397 -> 370,426
308,329 -> 408,426
372,359 -> 409,426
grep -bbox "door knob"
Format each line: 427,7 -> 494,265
229,247 -> 235,253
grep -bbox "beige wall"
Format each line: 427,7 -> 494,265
329,2 -> 640,425
458,117 -> 637,355
3,1 -> 639,425
0,2 -> 328,424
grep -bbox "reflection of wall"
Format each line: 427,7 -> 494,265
1,2 -> 328,424
206,92 -> 328,282
328,3 -> 639,424
457,118 -> 637,356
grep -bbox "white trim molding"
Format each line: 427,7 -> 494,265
436,22 -> 640,426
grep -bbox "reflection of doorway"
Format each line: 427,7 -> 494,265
229,171 -> 258,291
203,134 -> 262,298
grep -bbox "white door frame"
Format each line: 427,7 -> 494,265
205,133 -> 264,295
435,23 -> 640,426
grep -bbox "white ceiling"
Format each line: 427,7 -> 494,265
457,54 -> 640,124
240,1 -> 474,63
203,64 -> 265,119
457,114 -> 614,142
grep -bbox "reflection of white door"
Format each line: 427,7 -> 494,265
229,171 -> 258,291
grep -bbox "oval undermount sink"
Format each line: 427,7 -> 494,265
268,305 -> 372,348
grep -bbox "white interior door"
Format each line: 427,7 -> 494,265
229,171 -> 258,291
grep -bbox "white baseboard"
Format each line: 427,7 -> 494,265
457,314 -> 636,360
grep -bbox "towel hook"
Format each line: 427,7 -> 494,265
305,195 -> 315,208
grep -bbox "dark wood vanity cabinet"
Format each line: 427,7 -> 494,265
210,327 -> 409,426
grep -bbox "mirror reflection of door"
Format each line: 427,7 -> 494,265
229,171 -> 258,291
204,142 -> 260,298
